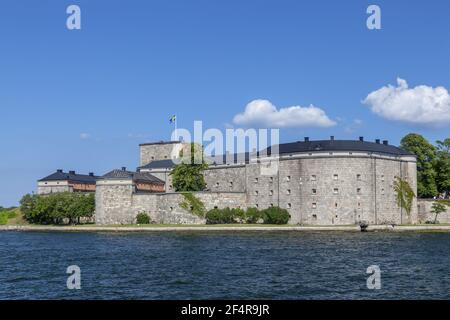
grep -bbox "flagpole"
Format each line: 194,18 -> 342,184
175,115 -> 178,142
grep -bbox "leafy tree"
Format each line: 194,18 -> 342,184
19,193 -> 95,225
393,176 -> 416,217
400,133 -> 438,198
435,139 -> 450,196
170,143 -> 208,192
431,202 -> 447,224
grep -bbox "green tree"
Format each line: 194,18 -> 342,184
431,202 -> 447,224
393,176 -> 416,217
435,139 -> 450,196
400,133 -> 438,198
170,143 -> 208,192
20,193 -> 95,225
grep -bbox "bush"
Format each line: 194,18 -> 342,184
19,193 -> 95,225
245,207 -> 264,224
261,207 -> 290,225
136,212 -> 151,224
206,208 -> 235,224
205,207 -> 290,225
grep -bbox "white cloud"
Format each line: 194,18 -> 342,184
363,78 -> 450,126
232,99 -> 336,128
80,133 -> 90,140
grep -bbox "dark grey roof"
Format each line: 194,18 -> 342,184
139,159 -> 176,170
100,169 -> 164,184
139,139 -> 413,170
39,171 -> 98,183
267,139 -> 414,156
139,140 -> 181,147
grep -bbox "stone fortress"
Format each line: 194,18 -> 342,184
39,137 -> 430,225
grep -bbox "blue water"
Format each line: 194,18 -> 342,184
1,231 -> 450,300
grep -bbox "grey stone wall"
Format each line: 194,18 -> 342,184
37,185 -> 71,195
95,182 -> 135,225
204,166 -> 246,192
245,154 -> 417,225
139,142 -> 182,166
95,179 -> 247,225
97,151 -> 417,226
417,199 -> 450,223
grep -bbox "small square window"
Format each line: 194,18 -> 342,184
287,189 -> 291,195
216,182 -> 220,187
357,174 -> 361,181
287,203 -> 292,209
312,203 -> 317,209
312,188 -> 317,195
229,181 -> 233,188
286,176 -> 291,182
269,190 -> 274,196
270,177 -> 274,183
357,188 -> 361,194
270,203 -> 274,207
255,204 -> 259,208
381,175 -> 385,182
311,175 -> 317,181
335,203 -> 338,208
333,174 -> 338,180
254,190 -> 259,196
333,188 -> 339,194
381,188 -> 385,195
312,214 -> 317,219
254,178 -> 259,183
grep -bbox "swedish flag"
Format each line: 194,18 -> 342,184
169,115 -> 177,124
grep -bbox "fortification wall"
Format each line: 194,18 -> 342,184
139,142 -> 182,166
95,181 -> 135,225
95,179 -> 247,225
204,166 -> 246,192
244,154 -> 417,225
417,200 -> 450,224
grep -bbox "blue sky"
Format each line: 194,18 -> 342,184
1,0 -> 449,206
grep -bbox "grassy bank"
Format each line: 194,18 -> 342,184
0,208 -> 27,226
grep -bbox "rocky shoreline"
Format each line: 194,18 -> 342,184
1,224 -> 450,233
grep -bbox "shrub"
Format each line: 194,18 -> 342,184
136,212 -> 151,224
245,207 -> 264,224
261,207 -> 290,225
206,208 -> 233,224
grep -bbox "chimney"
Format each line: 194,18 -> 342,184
375,139 -> 380,144
69,170 -> 75,175
304,137 -> 310,142
121,167 -> 127,171
383,140 -> 389,145
57,169 -> 63,173
330,136 -> 335,141
89,172 -> 94,176
359,136 -> 364,142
